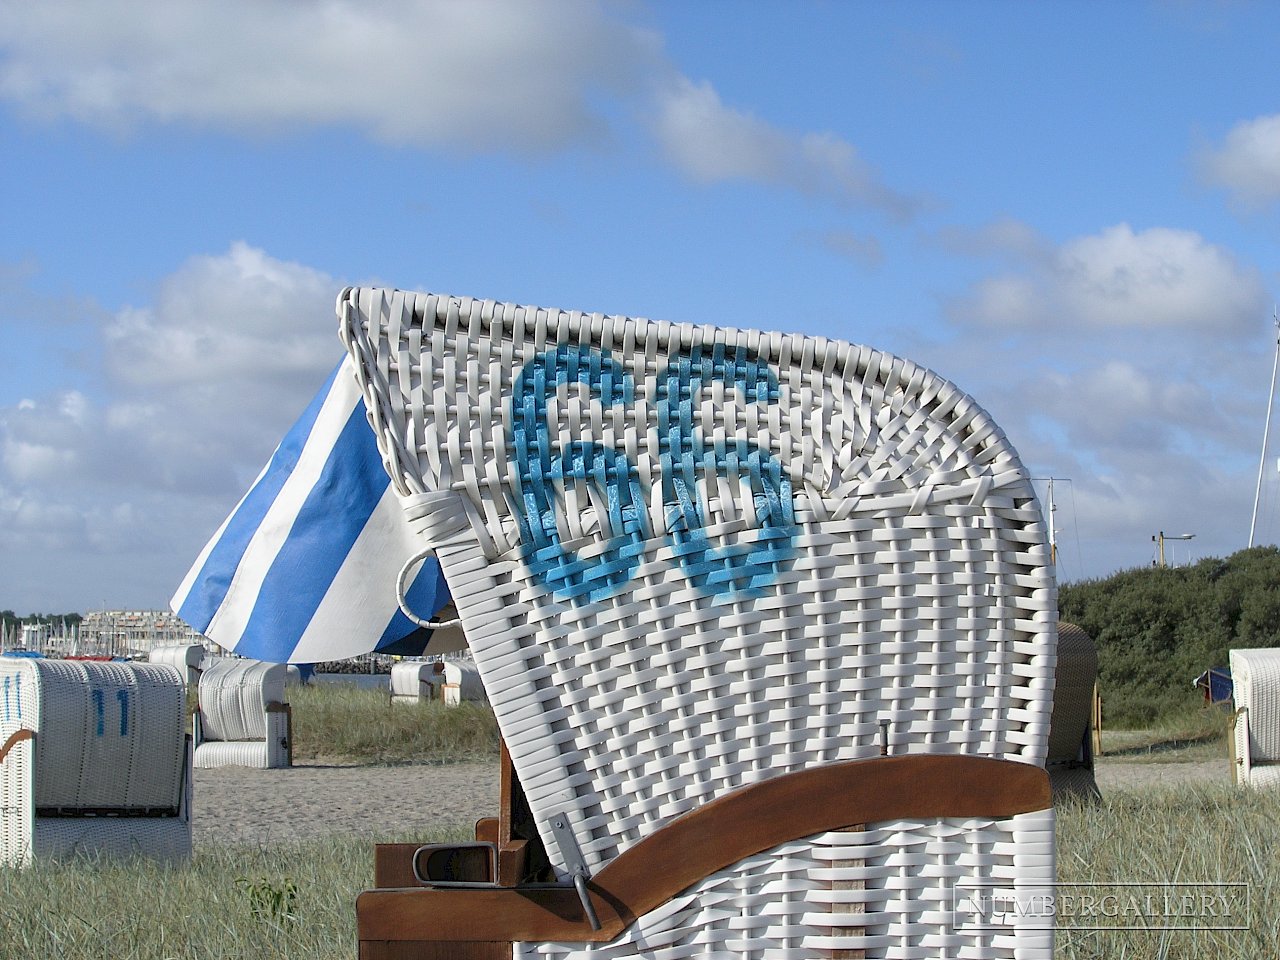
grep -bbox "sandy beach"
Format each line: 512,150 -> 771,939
192,760 -> 500,848
191,756 -> 1233,848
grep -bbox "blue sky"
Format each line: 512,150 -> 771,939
2,0 -> 1279,614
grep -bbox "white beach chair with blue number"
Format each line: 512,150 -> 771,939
346,288 -> 1057,960
0,658 -> 191,865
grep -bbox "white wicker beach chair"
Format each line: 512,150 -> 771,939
148,643 -> 205,686
0,659 -> 191,866
390,660 -> 444,704
344,288 -> 1057,959
1046,623 -> 1100,801
193,658 -> 291,769
1229,647 -> 1280,787
443,659 -> 488,707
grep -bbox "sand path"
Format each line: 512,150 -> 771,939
1095,758 -> 1231,791
191,756 -> 1234,848
192,760 -> 500,848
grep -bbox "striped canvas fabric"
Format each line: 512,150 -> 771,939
170,357 -> 451,663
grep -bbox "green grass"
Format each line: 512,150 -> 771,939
289,682 -> 502,765
1056,783 -> 1278,958
0,827 -> 471,960
5,781 -> 1274,959
1098,707 -> 1234,764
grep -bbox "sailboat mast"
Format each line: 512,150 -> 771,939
1250,308 -> 1280,548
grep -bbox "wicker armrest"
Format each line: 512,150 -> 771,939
0,729 -> 33,764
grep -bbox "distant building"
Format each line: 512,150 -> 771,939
77,610 -> 205,657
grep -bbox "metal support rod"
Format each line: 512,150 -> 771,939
1251,308 -> 1280,548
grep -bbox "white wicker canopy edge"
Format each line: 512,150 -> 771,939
339,287 -> 1056,890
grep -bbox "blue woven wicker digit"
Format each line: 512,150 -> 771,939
657,343 -> 797,601
511,345 -> 649,603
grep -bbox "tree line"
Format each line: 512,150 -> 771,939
1059,545 -> 1280,727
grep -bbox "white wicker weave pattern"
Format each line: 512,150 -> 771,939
524,810 -> 1054,960
391,660 -> 442,703
339,287 -> 1056,956
1230,647 -> 1280,784
198,659 -> 285,742
194,659 -> 290,769
0,659 -> 190,865
148,644 -> 205,686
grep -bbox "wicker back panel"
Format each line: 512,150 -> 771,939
1231,647 -> 1280,768
390,661 -> 436,698
148,644 -> 205,685
1047,622 -> 1097,761
198,659 -> 286,742
0,660 -> 185,811
340,287 -> 1056,876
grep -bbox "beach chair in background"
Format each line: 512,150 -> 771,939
148,643 -> 205,686
1045,622 -> 1100,801
442,659 -> 488,707
193,659 -> 291,769
343,288 -> 1057,959
0,659 -> 191,865
1192,666 -> 1234,706
1229,647 -> 1280,787
391,660 -> 444,704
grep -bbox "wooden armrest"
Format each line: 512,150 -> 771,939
374,837 -> 530,889
0,729 -> 33,764
375,844 -> 430,889
358,754 -> 1051,947
475,817 -> 499,843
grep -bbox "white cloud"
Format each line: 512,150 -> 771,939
0,244 -> 343,609
0,0 -> 914,216
1038,361 -> 1223,452
918,218 -> 1275,579
949,222 -> 1266,338
1198,114 -> 1280,210
812,229 -> 884,269
99,243 -> 340,491
0,0 -> 646,151
2,436 -> 78,482
652,77 -> 916,218
104,242 -> 335,388
932,217 -> 1051,263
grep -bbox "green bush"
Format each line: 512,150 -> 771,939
1061,546 -> 1280,728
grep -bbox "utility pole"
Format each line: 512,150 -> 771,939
1152,531 -> 1196,567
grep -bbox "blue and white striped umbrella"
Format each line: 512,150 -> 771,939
170,357 -> 450,663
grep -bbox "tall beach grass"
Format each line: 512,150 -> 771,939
287,682 -> 500,764
6,783 -> 1274,959
0,827 -> 469,960
1055,783 -> 1279,958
